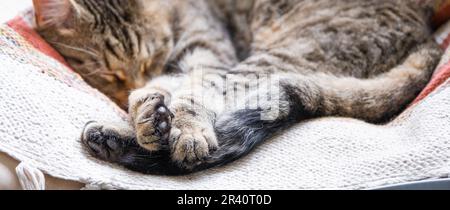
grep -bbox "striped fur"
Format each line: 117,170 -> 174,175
35,0 -> 442,175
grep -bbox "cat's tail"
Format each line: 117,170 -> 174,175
196,40 -> 442,171
300,40 -> 442,122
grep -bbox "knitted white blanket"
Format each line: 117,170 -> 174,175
0,15 -> 450,190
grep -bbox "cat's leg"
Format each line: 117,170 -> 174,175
81,121 -> 138,163
128,83 -> 175,152
81,119 -> 186,175
128,71 -> 224,169
167,86 -> 220,168
128,1 -> 238,169
81,78 -> 192,174
127,74 -> 205,155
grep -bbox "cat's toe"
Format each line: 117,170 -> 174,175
134,94 -> 174,151
170,126 -> 218,168
81,121 -> 125,162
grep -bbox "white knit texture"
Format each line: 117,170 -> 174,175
0,24 -> 450,189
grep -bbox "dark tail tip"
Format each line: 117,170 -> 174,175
197,109 -> 293,170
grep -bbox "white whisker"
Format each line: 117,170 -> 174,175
50,41 -> 100,58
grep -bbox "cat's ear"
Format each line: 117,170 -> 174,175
33,0 -> 73,28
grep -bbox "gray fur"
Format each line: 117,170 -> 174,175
35,0 -> 442,174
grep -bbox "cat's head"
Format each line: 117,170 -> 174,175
33,0 -> 175,108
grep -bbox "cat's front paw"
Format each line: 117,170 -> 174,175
131,93 -> 174,152
170,124 -> 218,168
81,121 -> 127,162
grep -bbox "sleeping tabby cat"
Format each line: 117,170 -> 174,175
33,0 -> 442,175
